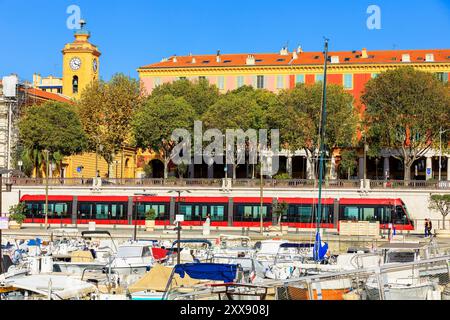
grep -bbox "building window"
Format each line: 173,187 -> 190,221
237,76 -> 244,88
257,75 -> 265,89
199,76 -> 206,81
179,77 -> 187,80
371,73 -> 379,79
72,76 -> 78,94
315,74 -> 324,83
295,74 -> 305,84
217,76 -> 225,90
343,74 -> 353,89
276,75 -> 284,89
154,77 -> 161,88
435,72 -> 449,83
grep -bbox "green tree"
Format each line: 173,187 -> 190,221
362,67 -> 450,181
429,194 -> 450,230
18,101 -> 88,177
266,83 -> 358,180
339,150 -> 359,179
77,73 -> 144,166
273,201 -> 288,226
151,78 -> 220,117
202,92 -> 264,179
132,95 -> 195,179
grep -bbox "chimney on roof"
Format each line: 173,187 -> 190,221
173,55 -> 178,63
361,48 -> 368,59
293,51 -> 298,60
216,50 -> 221,63
280,47 -> 289,56
330,56 -> 340,64
401,53 -> 411,63
246,55 -> 255,65
192,57 -> 196,64
297,46 -> 303,54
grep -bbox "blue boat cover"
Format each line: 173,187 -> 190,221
27,238 -> 42,246
174,263 -> 238,283
313,232 -> 329,262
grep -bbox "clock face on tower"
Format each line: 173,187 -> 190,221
93,59 -> 98,73
70,57 -> 82,71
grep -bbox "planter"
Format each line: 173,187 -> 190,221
145,220 -> 155,232
435,229 -> 450,238
8,220 -> 22,230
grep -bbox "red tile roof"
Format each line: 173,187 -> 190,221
24,87 -> 73,104
139,49 -> 450,69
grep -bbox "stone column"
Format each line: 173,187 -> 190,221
447,157 -> 450,181
208,164 -> 214,179
306,157 -> 314,180
287,154 -> 293,178
358,157 -> 364,179
189,164 -> 195,179
383,157 -> 390,180
330,156 -> 337,180
426,157 -> 433,181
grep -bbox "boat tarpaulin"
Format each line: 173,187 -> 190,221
174,263 -> 238,283
313,232 -> 329,262
128,264 -> 199,293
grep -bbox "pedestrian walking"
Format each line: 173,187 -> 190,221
424,219 -> 429,237
428,219 -> 433,238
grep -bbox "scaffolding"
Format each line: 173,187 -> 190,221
0,76 -> 29,172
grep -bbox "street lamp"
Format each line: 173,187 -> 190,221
168,189 -> 191,265
17,160 -> 23,173
439,127 -> 449,182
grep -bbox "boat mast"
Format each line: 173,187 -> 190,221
316,38 -> 330,238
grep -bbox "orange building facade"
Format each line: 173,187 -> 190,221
137,47 -> 450,181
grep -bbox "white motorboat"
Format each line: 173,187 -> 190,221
365,243 -> 437,300
0,274 -> 97,300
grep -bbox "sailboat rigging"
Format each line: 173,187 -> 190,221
314,38 -> 330,262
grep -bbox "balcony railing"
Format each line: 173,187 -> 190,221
3,177 -> 450,190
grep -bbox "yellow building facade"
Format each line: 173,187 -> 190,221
62,21 -> 100,100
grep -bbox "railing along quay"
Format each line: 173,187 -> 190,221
3,177 -> 450,189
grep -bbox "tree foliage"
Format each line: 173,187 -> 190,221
362,67 -> 450,181
18,101 -> 88,176
266,83 -> 357,179
429,194 -> 450,230
132,95 -> 195,178
151,78 -> 220,117
339,150 -> 359,179
77,73 -> 144,164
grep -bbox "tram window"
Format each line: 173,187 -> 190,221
180,205 -> 196,221
111,204 -> 125,220
79,203 -> 94,219
236,204 -> 270,222
299,206 -> 313,223
96,204 -> 109,219
362,208 -> 376,221
342,206 -> 359,221
210,205 -> 225,221
393,205 -> 408,224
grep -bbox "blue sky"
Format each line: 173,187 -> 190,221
1,0 -> 449,82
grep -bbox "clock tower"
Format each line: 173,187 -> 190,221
62,20 -> 101,99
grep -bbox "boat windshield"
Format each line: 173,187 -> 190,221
385,251 -> 415,263
117,246 -> 143,258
